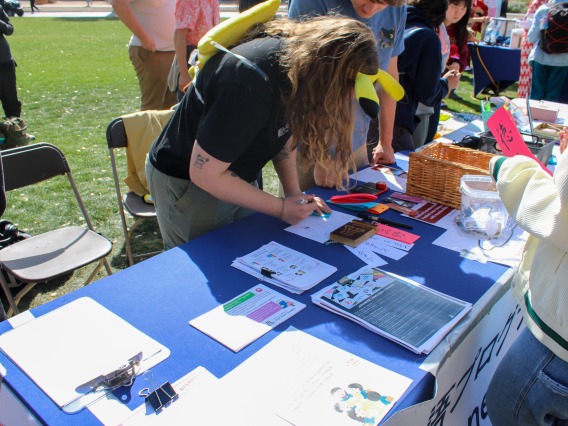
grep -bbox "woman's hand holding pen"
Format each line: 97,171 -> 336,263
278,194 -> 332,225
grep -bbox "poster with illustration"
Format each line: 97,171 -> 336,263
221,327 -> 413,426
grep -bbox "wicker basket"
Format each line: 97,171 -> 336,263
406,142 -> 497,210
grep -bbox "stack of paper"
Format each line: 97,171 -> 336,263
190,284 -> 305,352
311,267 -> 471,354
232,241 -> 337,293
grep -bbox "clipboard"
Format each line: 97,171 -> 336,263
0,297 -> 169,413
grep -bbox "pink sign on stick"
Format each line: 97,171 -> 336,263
486,106 -> 552,175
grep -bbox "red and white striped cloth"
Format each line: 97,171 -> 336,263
518,0 -> 547,98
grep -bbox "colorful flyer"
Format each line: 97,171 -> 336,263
189,285 -> 305,352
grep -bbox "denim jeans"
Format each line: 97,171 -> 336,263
487,328 -> 568,426
146,157 -> 255,250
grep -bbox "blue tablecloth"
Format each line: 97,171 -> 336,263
0,184 -> 510,425
468,43 -> 521,96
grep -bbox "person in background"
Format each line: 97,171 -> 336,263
146,16 -> 378,248
0,6 -> 21,119
486,128 -> 568,426
469,0 -> 487,37
527,0 -> 568,102
111,0 -> 177,111
393,0 -> 460,151
420,0 -> 470,144
173,0 -> 219,101
239,0 -> 264,11
288,0 -> 406,189
499,0 -> 507,17
518,0 -> 547,99
29,0 -> 39,13
444,0 -> 471,75
413,21 -> 450,147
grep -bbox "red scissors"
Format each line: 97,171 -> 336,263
329,193 -> 378,204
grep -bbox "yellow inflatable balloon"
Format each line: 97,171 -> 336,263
190,0 -> 280,77
355,70 -> 405,118
189,0 -> 404,118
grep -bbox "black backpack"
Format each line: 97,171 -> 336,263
0,220 -> 30,248
540,2 -> 568,54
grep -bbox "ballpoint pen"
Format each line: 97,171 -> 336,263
357,214 -> 413,230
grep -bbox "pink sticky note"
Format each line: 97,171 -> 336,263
486,106 -> 552,175
376,224 -> 420,244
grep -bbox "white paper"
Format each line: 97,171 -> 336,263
232,241 -> 337,293
361,236 -> 409,261
190,284 -> 305,352
120,367 -> 217,425
344,244 -> 388,267
285,210 -> 354,244
222,327 -> 413,426
371,235 -> 414,251
120,365 -> 286,426
0,298 -> 168,411
351,166 -> 407,192
433,226 -> 528,268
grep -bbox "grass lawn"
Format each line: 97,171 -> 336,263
2,16 -> 518,313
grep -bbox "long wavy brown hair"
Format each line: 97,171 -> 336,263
248,16 -> 378,189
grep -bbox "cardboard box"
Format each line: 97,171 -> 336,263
530,104 -> 559,123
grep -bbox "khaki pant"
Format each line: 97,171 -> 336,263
146,157 -> 256,250
129,46 -> 177,111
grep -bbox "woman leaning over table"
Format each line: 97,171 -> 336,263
486,128 -> 568,425
146,16 -> 379,249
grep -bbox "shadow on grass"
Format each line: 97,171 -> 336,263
7,271 -> 76,314
0,220 -> 163,316
109,219 -> 163,270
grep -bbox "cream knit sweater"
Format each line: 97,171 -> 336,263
490,152 -> 568,362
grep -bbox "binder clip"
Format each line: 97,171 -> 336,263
139,370 -> 178,413
261,267 -> 276,278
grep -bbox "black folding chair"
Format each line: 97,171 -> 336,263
0,143 -> 113,317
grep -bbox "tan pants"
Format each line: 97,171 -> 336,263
129,46 -> 177,111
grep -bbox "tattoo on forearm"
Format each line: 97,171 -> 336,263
273,146 -> 291,164
194,154 -> 209,169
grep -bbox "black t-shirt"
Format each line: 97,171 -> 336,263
148,36 -> 291,183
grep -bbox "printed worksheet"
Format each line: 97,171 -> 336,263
232,241 -> 337,293
312,267 -> 472,354
190,284 -> 305,352
221,327 -> 413,426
